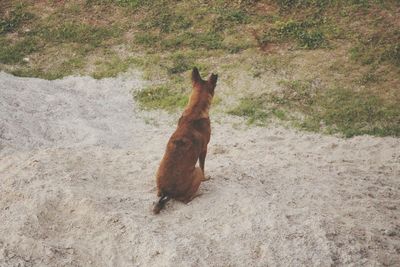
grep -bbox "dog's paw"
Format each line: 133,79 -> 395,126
202,175 -> 211,181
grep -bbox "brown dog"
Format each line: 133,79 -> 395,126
153,67 -> 218,214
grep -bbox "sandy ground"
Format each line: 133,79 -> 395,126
0,71 -> 399,267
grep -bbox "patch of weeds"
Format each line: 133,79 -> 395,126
134,84 -> 188,111
86,0 -> 156,8
273,80 -> 400,137
260,19 -> 328,49
167,52 -> 195,75
225,43 -> 249,54
11,68 -> 65,80
382,43 -> 400,67
138,9 -> 192,33
274,0 -> 372,10
58,56 -> 86,76
274,0 -> 329,10
302,88 -> 400,137
39,22 -> 121,47
222,35 -> 252,53
251,55 -> 295,76
228,78 -> 399,137
0,4 -> 34,34
228,97 -> 269,125
357,70 -> 380,85
133,32 -> 161,48
11,55 -> 86,80
272,109 -> 287,120
212,9 -> 250,32
349,30 -> 400,67
192,32 -> 224,50
160,32 -> 192,50
222,9 -> 250,24
0,37 -> 39,64
92,56 -> 141,79
349,45 -> 371,64
160,32 -> 224,51
296,30 -> 326,49
273,80 -> 316,111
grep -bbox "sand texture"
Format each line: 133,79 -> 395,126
0,72 -> 399,266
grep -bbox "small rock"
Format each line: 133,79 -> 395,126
384,229 -> 396,237
381,228 -> 396,236
23,57 -> 30,63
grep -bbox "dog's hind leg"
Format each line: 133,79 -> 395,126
199,149 -> 207,173
199,149 -> 211,181
180,167 -> 204,203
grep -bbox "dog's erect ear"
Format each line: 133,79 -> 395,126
192,67 -> 202,84
208,73 -> 218,86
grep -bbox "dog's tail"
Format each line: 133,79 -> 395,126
153,194 -> 171,214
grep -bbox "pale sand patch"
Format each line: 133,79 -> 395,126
0,72 -> 399,266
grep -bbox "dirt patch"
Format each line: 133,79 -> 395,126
0,72 -> 399,266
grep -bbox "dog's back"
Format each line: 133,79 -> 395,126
156,119 -> 206,198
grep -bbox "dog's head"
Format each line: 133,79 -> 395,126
191,67 -> 218,97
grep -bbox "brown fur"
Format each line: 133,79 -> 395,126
153,67 -> 218,214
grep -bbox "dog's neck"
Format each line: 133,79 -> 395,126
182,91 -> 212,119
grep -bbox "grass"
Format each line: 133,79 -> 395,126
228,98 -> 269,125
39,22 -> 122,47
350,32 -> 400,67
303,88 -> 400,137
167,53 -> 195,75
10,54 -> 86,80
257,17 -> 331,50
0,3 -> 34,34
92,56 -> 141,79
11,68 -> 65,80
229,79 -> 400,137
0,0 -> 399,137
0,37 -> 39,64
133,84 -> 188,111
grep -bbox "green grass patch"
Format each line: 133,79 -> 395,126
138,9 -> 192,33
302,88 -> 400,137
383,43 -> 400,67
274,0 -> 374,10
228,97 -> 269,125
92,56 -> 141,79
159,32 -> 225,51
357,69 -> 381,85
39,22 -> 121,47
11,55 -> 86,80
0,3 -> 34,34
0,37 -> 39,64
85,0 -> 156,8
260,18 -> 329,49
133,32 -> 161,48
275,80 -> 400,137
134,84 -> 188,111
167,52 -> 195,75
218,9 -> 250,25
11,68 -> 65,80
275,0 -> 330,9
274,80 -> 316,111
350,32 -> 400,67
229,79 -> 400,137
